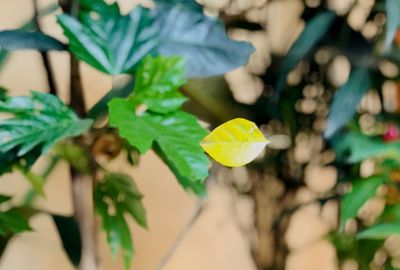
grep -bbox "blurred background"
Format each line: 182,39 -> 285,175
0,0 -> 396,269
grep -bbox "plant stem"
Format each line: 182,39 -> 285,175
32,0 -> 58,95
62,1 -> 98,269
155,201 -> 205,270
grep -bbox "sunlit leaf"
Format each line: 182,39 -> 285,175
340,176 -> 385,231
200,118 -> 268,167
325,68 -> 371,138
131,56 -> 187,114
94,173 -> 146,270
109,99 -> 209,194
108,56 -> 210,194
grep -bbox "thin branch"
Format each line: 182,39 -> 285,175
32,0 -> 58,96
155,201 -> 206,270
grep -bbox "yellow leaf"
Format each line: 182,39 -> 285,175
200,118 -> 269,167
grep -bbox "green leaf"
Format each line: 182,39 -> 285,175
57,1 -> 158,75
385,0 -> 400,48
131,56 -> 187,114
325,68 -> 371,138
0,30 -> 66,51
154,0 -> 203,11
0,91 -> 92,175
333,132 -> 400,163
88,79 -> 135,120
0,195 -> 11,204
109,99 -> 210,194
0,4 -> 59,72
0,208 -> 31,236
152,3 -> 254,78
17,168 -> 45,196
275,11 -> 336,98
54,144 -> 90,174
52,215 -> 82,267
340,176 -> 385,232
94,173 -> 146,270
381,205 -> 400,223
357,223 -> 400,240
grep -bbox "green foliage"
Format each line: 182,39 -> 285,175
333,132 -> 400,163
357,223 -> 400,240
57,1 -> 158,75
52,215 -> 82,267
58,0 -> 253,78
0,30 -> 66,51
131,56 -> 187,113
325,68 -> 371,138
0,196 -> 31,236
385,0 -> 400,48
94,173 -> 147,270
275,11 -> 336,98
109,56 -> 210,194
340,176 -> 385,231
0,91 -> 92,175
152,1 -> 255,78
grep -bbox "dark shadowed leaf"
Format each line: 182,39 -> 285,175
325,68 -> 371,138
154,0 -> 203,11
152,3 -> 254,78
340,176 -> 385,231
0,30 -> 66,51
0,91 -> 92,176
52,215 -> 82,267
275,11 -> 336,98
57,0 -> 158,75
357,223 -> 400,240
385,0 -> 400,48
94,173 -> 146,270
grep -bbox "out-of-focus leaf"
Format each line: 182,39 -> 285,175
152,2 -> 254,78
94,173 -> 146,270
333,132 -> 400,163
109,99 -> 210,194
275,11 -> 336,98
0,91 -> 92,176
0,195 -> 11,204
52,215 -> 82,267
385,0 -> 400,48
340,175 -> 385,231
0,87 -> 7,101
17,168 -> 45,196
54,144 -> 90,174
88,78 -> 134,120
381,205 -> 400,223
0,209 -> 31,236
154,0 -> 203,11
200,118 -> 268,167
325,68 -> 371,138
357,223 -> 400,239
131,56 -> 187,114
57,0 -> 158,75
0,30 -> 66,51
